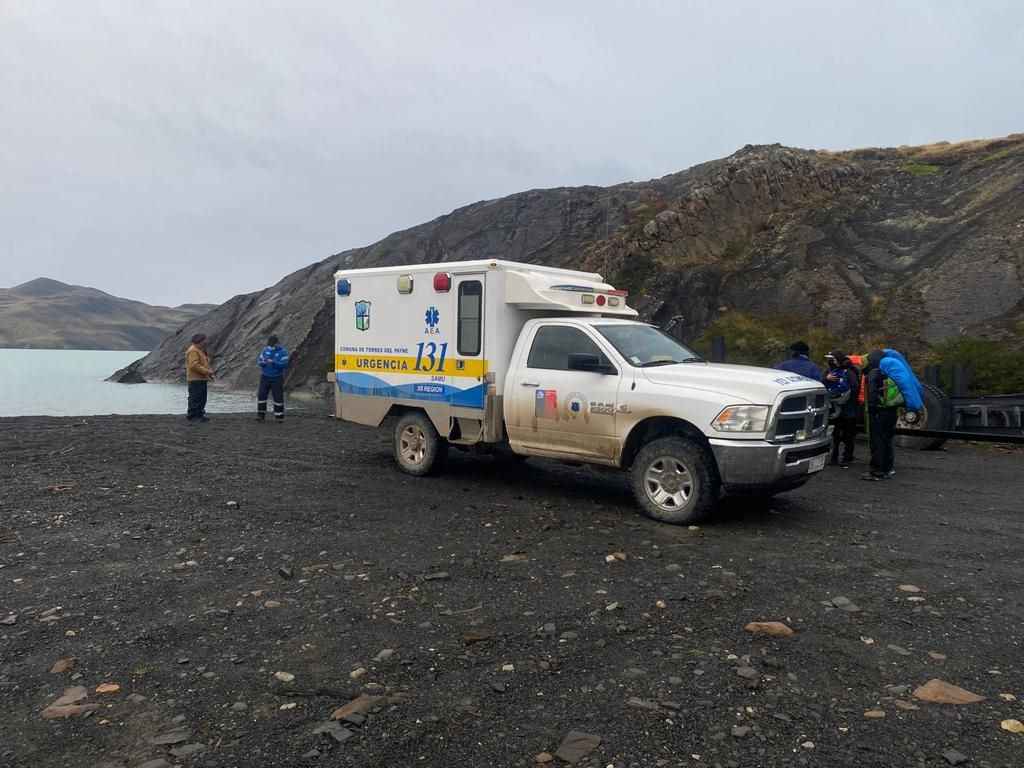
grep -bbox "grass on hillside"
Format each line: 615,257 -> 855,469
902,163 -> 941,176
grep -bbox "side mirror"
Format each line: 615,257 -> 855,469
568,353 -> 617,375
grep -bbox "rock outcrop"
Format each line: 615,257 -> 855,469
114,135 -> 1024,392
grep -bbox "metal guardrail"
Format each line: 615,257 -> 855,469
893,426 -> 1024,445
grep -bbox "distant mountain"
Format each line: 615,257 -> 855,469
114,134 -> 1024,391
0,278 -> 215,351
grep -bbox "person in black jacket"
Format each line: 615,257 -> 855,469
861,350 -> 898,480
823,350 -> 861,467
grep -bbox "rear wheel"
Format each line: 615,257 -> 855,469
393,412 -> 448,476
894,382 -> 953,451
630,437 -> 719,525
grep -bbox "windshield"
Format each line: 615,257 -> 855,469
595,324 -> 705,367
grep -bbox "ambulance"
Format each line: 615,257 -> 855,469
333,260 -> 830,524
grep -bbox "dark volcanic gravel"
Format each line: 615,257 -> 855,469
1,412 -> 1022,768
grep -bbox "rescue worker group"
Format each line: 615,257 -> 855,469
184,331 -> 922,482
775,341 -> 923,481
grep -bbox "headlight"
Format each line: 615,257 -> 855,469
711,405 -> 770,433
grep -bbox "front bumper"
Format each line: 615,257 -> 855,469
709,435 -> 831,491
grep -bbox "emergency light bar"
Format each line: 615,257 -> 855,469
550,283 -> 626,308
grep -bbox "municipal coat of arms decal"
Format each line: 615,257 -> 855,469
355,301 -> 371,331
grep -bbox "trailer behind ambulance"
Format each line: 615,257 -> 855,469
333,260 -> 830,524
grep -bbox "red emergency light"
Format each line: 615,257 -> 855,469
433,272 -> 452,292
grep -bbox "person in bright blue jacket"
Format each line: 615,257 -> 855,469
861,348 -> 922,480
256,335 -> 290,421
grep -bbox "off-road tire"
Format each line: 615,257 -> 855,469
393,412 -> 448,476
895,382 -> 953,451
630,437 -> 719,525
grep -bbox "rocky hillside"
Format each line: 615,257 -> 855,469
113,135 -> 1024,391
0,279 -> 215,350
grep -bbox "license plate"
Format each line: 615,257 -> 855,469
808,454 -> 827,473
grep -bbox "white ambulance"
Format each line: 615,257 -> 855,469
333,260 -> 830,524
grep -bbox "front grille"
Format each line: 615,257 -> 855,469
771,391 -> 829,443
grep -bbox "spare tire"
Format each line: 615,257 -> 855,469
895,382 -> 953,451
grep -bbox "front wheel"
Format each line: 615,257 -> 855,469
630,437 -> 719,525
393,412 -> 448,476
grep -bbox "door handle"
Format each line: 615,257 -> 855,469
521,381 -> 540,387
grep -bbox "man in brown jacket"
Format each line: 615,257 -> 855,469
185,333 -> 215,422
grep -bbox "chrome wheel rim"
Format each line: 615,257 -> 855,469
643,456 -> 694,511
400,425 -> 427,466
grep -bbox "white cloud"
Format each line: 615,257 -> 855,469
1,0 -> 1022,304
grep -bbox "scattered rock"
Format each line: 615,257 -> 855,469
49,658 -> 74,674
423,571 -> 450,581
887,644 -> 912,656
225,501 -> 238,508
274,671 -> 295,683
744,621 -> 794,638
137,760 -> 172,768
665,564 -> 682,573
349,668 -> 366,679
331,693 -> 408,720
263,600 -> 282,609
148,730 -> 191,745
898,584 -> 922,593
941,749 -> 968,766
1,615 -> 16,625
554,730 -> 601,764
731,725 -> 751,738
40,686 -> 100,719
830,596 -> 861,612
929,651 -> 948,660
913,679 -> 985,705
373,649 -> 395,663
1001,719 -> 1024,734
459,629 -> 492,645
736,666 -> 759,680
998,693 -> 1017,702
535,752 -> 554,764
96,682 -> 120,693
169,743 -> 206,758
500,554 -> 527,563
278,566 -> 294,579
864,710 -> 886,718
312,721 -> 354,743
893,699 -> 919,711
230,702 -> 248,711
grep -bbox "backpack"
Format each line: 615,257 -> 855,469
881,375 -> 905,408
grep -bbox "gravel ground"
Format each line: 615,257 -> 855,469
1,412 -> 1022,768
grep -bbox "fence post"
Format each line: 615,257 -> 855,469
924,364 -> 941,388
950,364 -> 967,397
710,336 -> 726,363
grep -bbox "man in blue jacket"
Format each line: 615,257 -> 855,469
861,348 -> 923,480
256,335 -> 290,422
775,341 -> 821,380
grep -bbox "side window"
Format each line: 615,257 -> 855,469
457,281 -> 482,356
527,326 -> 608,371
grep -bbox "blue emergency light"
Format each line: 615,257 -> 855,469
336,278 -> 351,296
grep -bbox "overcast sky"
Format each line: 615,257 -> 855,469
2,1 -> 1022,305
